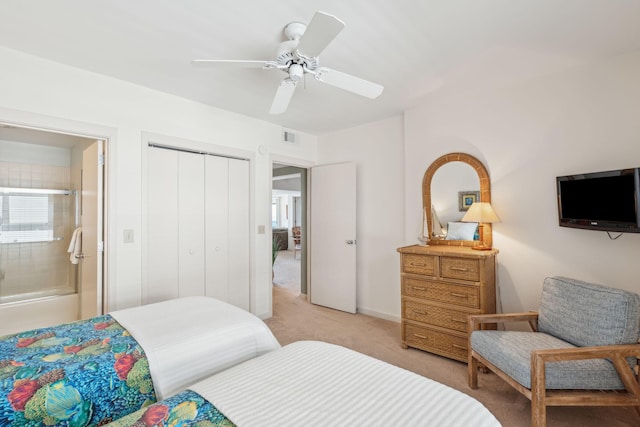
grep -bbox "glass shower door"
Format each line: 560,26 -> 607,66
0,188 -> 77,304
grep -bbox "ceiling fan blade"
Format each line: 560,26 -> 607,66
269,79 -> 298,114
314,67 -> 384,99
191,59 -> 272,68
296,11 -> 345,58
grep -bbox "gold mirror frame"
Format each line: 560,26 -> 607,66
422,153 -> 492,247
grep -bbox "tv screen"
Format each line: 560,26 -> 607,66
557,168 -> 640,232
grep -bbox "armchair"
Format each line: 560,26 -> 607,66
468,276 -> 640,427
292,226 -> 301,259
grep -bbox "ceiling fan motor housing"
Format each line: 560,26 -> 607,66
276,39 -> 318,75
283,21 -> 307,41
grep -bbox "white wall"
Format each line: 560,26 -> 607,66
317,115 -> 405,321
405,51 -> 640,313
317,51 -> 640,323
0,46 -> 318,318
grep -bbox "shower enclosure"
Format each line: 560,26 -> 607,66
0,187 -> 78,304
0,126 -> 103,335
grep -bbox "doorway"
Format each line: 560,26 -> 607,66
271,164 -> 307,296
0,123 -> 106,335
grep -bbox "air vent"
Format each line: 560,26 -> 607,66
283,131 -> 296,144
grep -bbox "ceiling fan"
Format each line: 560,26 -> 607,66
192,11 -> 384,114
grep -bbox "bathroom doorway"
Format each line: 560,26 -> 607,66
0,123 -> 106,335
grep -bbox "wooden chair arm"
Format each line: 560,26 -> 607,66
469,312 -> 539,331
532,343 -> 640,398
533,343 -> 640,363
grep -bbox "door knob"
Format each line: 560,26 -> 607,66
346,240 -> 356,245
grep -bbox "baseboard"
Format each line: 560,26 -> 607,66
357,307 -> 401,323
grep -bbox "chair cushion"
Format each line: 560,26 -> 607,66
538,276 -> 640,347
471,331 -> 627,390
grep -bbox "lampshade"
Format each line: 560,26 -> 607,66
461,202 -> 501,224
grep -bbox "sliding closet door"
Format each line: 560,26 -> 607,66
205,155 -> 229,302
147,148 -> 179,303
147,145 -> 250,310
205,156 -> 250,311
227,159 -> 250,310
178,152 -> 205,297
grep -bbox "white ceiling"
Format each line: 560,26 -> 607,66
1,0 -> 639,135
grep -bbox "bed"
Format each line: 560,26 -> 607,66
106,341 -> 501,427
0,296 -> 280,426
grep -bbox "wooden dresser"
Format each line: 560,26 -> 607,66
397,245 -> 497,362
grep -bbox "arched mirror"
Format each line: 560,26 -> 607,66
422,153 -> 492,247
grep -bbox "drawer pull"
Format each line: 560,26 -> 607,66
412,286 -> 426,291
450,292 -> 468,298
410,262 -> 426,267
412,309 -> 427,315
450,317 -> 467,323
452,344 -> 468,350
450,266 -> 469,272
412,333 -> 427,339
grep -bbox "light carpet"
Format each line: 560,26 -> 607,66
272,249 -> 300,294
264,286 -> 638,427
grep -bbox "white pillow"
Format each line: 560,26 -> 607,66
445,222 -> 478,240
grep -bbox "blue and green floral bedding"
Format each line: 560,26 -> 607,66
105,390 -> 233,427
0,315 -> 156,426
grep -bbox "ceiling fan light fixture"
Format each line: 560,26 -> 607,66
288,63 -> 304,81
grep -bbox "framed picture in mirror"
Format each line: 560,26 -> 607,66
458,191 -> 479,211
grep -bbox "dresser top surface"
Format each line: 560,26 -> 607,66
397,244 -> 498,258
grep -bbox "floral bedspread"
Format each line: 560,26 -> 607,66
105,390 -> 234,427
0,315 -> 157,426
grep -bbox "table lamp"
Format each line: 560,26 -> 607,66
461,202 -> 500,250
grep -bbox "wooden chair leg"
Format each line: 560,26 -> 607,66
468,352 -> 478,389
531,352 -> 547,427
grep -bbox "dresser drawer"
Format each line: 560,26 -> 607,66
441,257 -> 480,282
402,277 -> 479,308
404,323 -> 468,361
402,254 -> 436,276
403,299 -> 471,332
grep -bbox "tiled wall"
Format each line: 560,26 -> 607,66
0,161 -> 76,303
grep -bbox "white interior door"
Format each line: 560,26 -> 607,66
205,156 -> 250,311
227,158 -> 250,310
205,155 -> 230,302
79,140 -> 103,318
147,145 -> 250,310
147,148 -> 179,303
178,152 -> 205,297
310,162 -> 356,313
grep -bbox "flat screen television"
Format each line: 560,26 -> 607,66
556,168 -> 640,233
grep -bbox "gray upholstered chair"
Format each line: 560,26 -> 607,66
468,276 -> 640,427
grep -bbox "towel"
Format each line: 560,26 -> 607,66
68,227 -> 82,264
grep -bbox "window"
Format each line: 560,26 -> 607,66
271,198 -> 280,228
0,193 -> 55,243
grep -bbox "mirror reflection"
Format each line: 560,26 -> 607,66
422,152 -> 492,247
431,162 -> 479,239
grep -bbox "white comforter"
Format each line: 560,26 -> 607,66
110,296 -> 280,400
190,341 -> 501,427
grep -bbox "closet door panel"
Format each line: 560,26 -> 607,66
147,148 -> 179,303
228,159 -> 250,311
178,152 -> 205,297
205,155 -> 229,301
